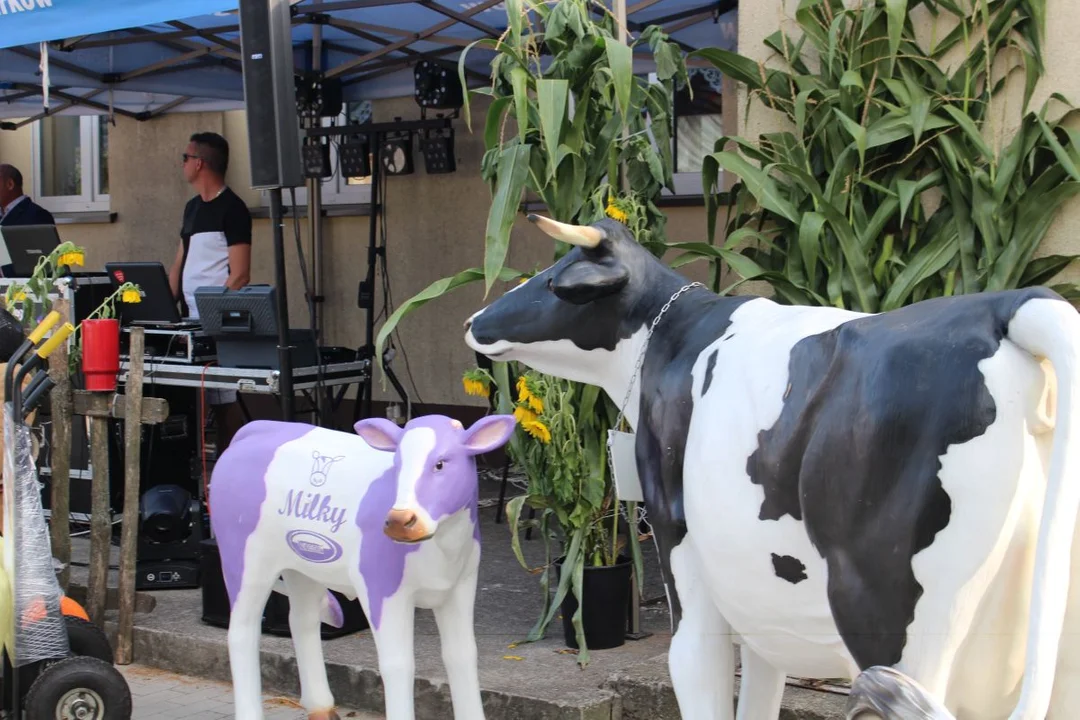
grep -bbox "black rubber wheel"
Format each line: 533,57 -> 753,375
64,616 -> 114,664
23,655 -> 132,720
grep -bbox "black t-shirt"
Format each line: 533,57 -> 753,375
178,187 -> 251,317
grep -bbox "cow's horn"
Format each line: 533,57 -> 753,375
527,214 -> 605,248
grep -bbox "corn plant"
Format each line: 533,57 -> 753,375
685,0 -> 1080,311
375,0 -> 686,665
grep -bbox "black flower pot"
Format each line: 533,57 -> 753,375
555,554 -> 632,651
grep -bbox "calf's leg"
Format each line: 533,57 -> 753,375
668,537 -> 737,720
433,561 -> 485,720
227,570 -> 278,720
371,596 -> 417,720
282,570 -> 338,720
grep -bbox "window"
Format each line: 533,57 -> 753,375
261,100 -> 374,210
31,115 -> 110,213
671,69 -> 725,195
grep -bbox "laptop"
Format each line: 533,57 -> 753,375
104,261 -> 198,328
0,224 -> 62,277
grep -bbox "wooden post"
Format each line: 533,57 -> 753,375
115,329 -> 144,665
86,412 -> 110,628
47,297 -> 72,591
72,390 -> 168,653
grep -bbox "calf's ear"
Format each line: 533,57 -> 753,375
461,414 -> 517,456
354,418 -> 404,452
553,259 -> 629,305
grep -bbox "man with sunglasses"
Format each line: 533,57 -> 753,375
167,131 -> 252,451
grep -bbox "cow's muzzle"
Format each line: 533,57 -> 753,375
384,507 -> 433,543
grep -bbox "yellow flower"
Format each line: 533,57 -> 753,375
605,202 -> 628,223
58,252 -> 84,267
527,394 -> 544,414
462,377 -> 489,398
522,419 -> 551,444
9,290 -> 25,303
513,405 -> 537,425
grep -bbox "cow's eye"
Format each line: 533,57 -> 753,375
435,460 -> 445,472
546,277 -> 554,291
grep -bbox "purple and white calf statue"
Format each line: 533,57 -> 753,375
208,413 -> 517,720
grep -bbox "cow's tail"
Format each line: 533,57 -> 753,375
271,578 -> 345,629
846,666 -> 955,719
1005,296 -> 1080,720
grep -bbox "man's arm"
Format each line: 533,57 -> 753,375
167,240 -> 184,300
226,243 -> 251,289
223,200 -> 253,290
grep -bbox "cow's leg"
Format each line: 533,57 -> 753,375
370,595 -> 417,720
281,571 -> 338,720
432,560 -> 485,720
736,645 -> 786,720
227,570 -> 278,720
1049,504 -> 1080,718
668,538 -> 737,720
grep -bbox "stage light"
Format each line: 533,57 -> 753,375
339,136 -> 371,178
414,60 -> 463,110
380,130 -> 414,176
421,127 -> 456,174
139,484 -> 193,545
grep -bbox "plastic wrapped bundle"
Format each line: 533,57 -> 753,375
3,402 -> 68,666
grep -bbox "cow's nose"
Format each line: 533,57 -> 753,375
386,508 -> 418,529
463,317 -> 472,331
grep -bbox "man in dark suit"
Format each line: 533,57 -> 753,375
0,164 -> 55,227
0,164 -> 57,276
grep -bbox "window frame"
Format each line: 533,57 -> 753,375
30,114 -> 111,213
259,103 -> 374,209
645,71 -> 724,198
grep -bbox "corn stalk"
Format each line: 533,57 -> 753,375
688,0 -> 1080,310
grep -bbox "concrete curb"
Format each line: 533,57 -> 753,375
110,621 -> 620,720
109,619 -> 848,719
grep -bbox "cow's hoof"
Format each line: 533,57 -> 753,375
307,711 -> 340,720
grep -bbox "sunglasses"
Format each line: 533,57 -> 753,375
182,153 -> 201,163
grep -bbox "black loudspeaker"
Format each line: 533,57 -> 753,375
238,0 -> 304,189
200,538 -> 370,639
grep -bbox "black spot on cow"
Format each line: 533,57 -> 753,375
702,350 -> 719,396
745,287 -> 1058,671
771,553 -> 807,584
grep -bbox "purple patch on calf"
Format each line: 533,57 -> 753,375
355,416 -> 487,629
356,464 -> 422,629
209,420 -> 316,608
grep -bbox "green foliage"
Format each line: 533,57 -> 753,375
689,0 -> 1080,310
377,0 -> 684,665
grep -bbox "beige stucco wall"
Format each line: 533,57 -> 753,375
0,96 -> 716,409
737,0 -> 1080,289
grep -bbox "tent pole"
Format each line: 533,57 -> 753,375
270,187 -> 295,421
309,12 -> 327,424
361,126 -> 379,422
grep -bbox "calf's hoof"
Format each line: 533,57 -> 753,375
308,711 -> 340,720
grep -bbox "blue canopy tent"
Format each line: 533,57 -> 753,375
0,0 -> 737,420
0,0 -> 737,118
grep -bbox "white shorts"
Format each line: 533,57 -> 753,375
205,388 -> 237,406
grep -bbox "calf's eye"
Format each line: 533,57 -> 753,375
435,460 -> 445,471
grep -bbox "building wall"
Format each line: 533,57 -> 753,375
0,96 -> 719,412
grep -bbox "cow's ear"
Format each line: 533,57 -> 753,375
552,259 -> 629,305
461,414 -> 517,456
353,418 -> 403,451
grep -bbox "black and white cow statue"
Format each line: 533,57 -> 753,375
464,214 -> 1080,719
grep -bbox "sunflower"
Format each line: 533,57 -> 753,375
121,289 -> 142,304
461,368 -> 492,398
522,419 -> 552,444
513,405 -> 538,425
58,251 -> 84,267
